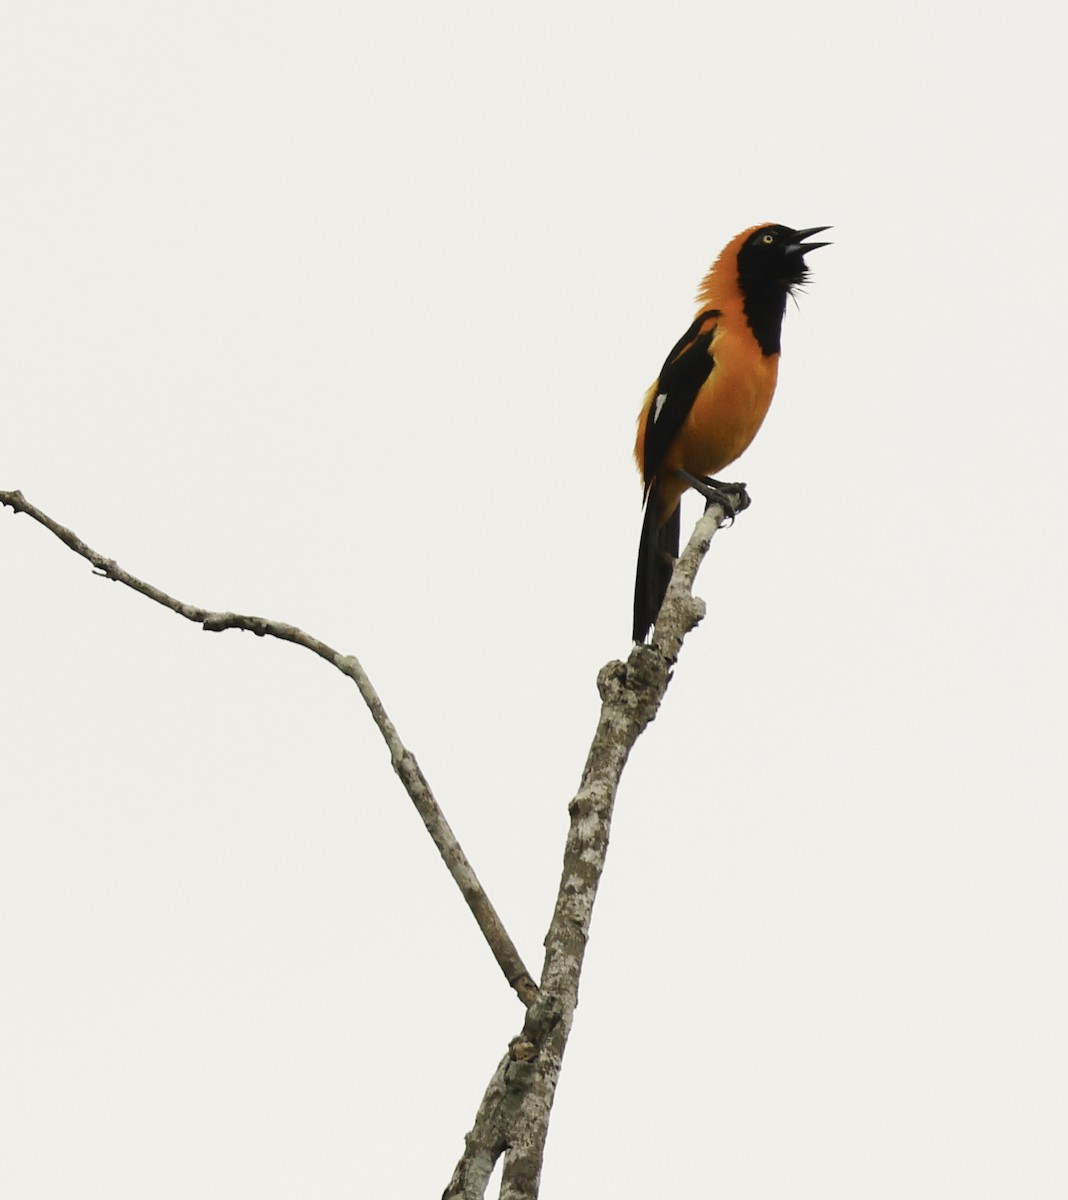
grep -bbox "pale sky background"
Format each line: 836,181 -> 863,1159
2,2 -> 1065,1197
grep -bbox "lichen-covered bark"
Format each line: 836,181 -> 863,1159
445,497 -> 738,1199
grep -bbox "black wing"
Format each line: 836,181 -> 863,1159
641,309 -> 720,492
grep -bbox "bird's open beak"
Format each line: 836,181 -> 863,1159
785,226 -> 832,255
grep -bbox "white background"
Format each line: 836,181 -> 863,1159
2,2 -> 1065,1196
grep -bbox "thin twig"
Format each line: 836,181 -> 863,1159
0,488 -> 539,1008
445,495 -> 738,1199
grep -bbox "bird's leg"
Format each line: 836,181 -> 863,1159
675,470 -> 752,522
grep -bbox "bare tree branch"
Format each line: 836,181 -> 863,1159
4,481 -> 742,1196
445,495 -> 740,1198
0,488 -> 539,1008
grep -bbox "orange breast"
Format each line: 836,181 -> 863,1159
668,326 -> 779,478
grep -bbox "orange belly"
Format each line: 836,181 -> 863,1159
674,347 -> 779,477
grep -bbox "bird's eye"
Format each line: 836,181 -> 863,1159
761,232 -> 775,245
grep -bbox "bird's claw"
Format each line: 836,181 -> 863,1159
675,471 -> 751,524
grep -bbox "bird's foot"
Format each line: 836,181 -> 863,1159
675,471 -> 751,524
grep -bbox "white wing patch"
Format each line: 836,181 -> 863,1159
652,392 -> 668,423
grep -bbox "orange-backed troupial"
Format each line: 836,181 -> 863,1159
632,223 -> 829,642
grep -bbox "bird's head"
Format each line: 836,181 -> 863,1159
737,224 -> 832,294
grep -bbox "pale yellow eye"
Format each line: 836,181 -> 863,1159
761,233 -> 775,244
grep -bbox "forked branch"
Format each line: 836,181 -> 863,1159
3,482 -> 742,1199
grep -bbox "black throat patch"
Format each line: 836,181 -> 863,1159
741,285 -> 789,357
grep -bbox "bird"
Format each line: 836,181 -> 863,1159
632,222 -> 829,643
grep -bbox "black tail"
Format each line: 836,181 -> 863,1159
632,485 -> 680,642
